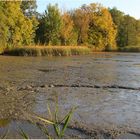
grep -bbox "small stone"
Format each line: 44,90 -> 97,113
9,110 -> 12,115
6,88 -> 10,92
4,92 -> 8,96
49,84 -> 54,88
15,113 -> 18,116
26,85 -> 32,90
34,88 -> 40,92
44,84 -> 49,88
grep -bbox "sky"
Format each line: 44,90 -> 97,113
37,0 -> 140,19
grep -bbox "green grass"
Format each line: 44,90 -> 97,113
0,106 -> 75,139
18,127 -> 29,139
33,104 -> 76,139
4,46 -> 91,56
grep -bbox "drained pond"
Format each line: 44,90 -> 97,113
0,53 -> 140,138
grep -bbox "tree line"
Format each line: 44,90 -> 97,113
109,8 -> 140,49
35,3 -> 117,51
0,1 -> 140,53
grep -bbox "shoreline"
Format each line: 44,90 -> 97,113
2,45 -> 140,57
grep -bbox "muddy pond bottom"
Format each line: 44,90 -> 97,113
0,52 -> 140,138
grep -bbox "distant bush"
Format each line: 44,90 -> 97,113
4,46 -> 91,56
119,46 -> 140,52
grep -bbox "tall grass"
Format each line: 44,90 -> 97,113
4,46 -> 91,56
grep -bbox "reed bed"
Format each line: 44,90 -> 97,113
4,46 -> 91,56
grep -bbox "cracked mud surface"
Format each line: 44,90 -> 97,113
0,52 -> 140,138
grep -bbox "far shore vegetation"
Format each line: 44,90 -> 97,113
4,46 -> 91,56
0,1 -> 140,56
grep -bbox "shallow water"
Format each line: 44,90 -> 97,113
0,53 -> 140,138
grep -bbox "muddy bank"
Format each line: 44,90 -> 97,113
0,53 -> 140,138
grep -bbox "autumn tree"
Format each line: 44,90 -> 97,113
87,4 -> 117,50
71,4 -> 117,50
0,1 -> 37,50
0,1 -> 8,53
71,6 -> 90,45
21,0 -> 38,43
60,12 -> 77,45
71,4 -> 116,50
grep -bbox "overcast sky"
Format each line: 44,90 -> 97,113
37,0 -> 140,19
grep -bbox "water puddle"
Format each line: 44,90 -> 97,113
0,119 -> 47,139
0,119 -> 92,139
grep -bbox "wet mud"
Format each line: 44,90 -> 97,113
0,53 -> 140,138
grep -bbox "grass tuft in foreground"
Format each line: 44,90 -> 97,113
0,106 -> 75,139
33,104 -> 76,139
4,46 -> 91,56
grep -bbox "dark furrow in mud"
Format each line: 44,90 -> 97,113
18,83 -> 139,91
1,83 -> 140,93
51,84 -> 140,90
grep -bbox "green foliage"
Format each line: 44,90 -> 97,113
110,7 -> 140,49
20,0 -> 37,17
36,4 -> 62,45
